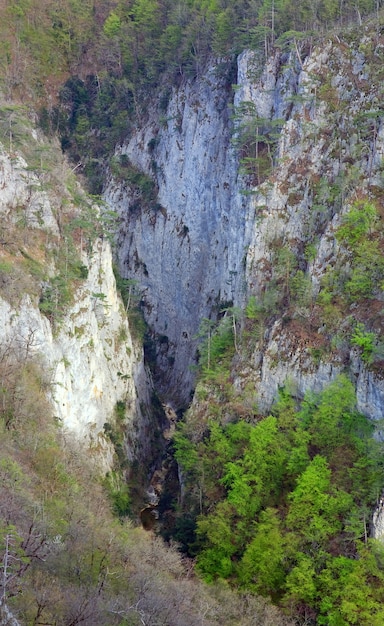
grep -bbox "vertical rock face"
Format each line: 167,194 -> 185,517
0,144 -> 151,471
372,500 -> 384,540
49,239 -> 151,466
237,43 -> 384,420
108,38 -> 384,421
106,64 -> 252,408
0,149 -> 59,233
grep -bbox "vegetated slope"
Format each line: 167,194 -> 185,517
0,385 -> 296,625
0,1 -> 381,191
174,376 -> 384,625
167,19 -> 384,626
0,103 -> 154,473
231,31 -> 384,414
0,108 -> 294,625
2,3 -> 384,626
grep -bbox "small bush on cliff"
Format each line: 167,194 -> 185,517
351,323 -> 377,364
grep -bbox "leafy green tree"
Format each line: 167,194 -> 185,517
306,375 -> 357,454
289,456 -> 351,533
195,315 -> 235,384
284,552 -> 318,606
196,500 -> 238,581
212,8 -> 235,54
238,508 -> 286,597
317,544 -> 384,626
290,269 -> 313,309
336,201 -> 377,246
103,12 -> 122,38
223,416 -> 288,519
345,239 -> 384,300
351,323 -> 377,364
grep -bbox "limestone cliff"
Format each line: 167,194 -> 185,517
107,33 -> 384,422
105,62 -> 250,409
238,42 -> 384,420
0,136 -> 151,472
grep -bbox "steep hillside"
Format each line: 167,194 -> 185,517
0,105 -> 295,625
1,2 -> 384,625
144,24 -> 384,626
0,105 -> 154,470
103,16 -> 384,626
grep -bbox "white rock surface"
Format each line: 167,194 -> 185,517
0,147 -> 59,233
0,142 -> 151,471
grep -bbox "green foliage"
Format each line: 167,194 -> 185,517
336,201 -> 377,246
110,155 -> 158,210
245,295 -> 259,320
0,260 -> 14,279
103,12 -> 122,38
232,102 -> 283,184
290,269 -> 313,308
287,455 -> 353,543
315,198 -> 384,336
113,266 -> 147,341
351,323 -> 377,364
333,201 -> 384,301
2,0 -> 379,196
238,508 -> 286,597
317,545 -> 384,625
38,239 -> 88,327
114,400 -> 126,423
175,376 -> 383,621
174,429 -> 200,477
222,416 -> 287,518
345,238 -> 384,300
1,348 -> 291,626
304,375 -> 358,452
103,412 -> 129,473
196,314 -> 235,383
103,470 -> 131,517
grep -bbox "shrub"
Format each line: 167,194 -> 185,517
351,323 -> 376,364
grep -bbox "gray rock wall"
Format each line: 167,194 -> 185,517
107,41 -> 384,422
106,63 -> 252,408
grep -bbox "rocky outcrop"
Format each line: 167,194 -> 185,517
234,320 -> 384,419
107,38 -> 384,422
0,603 -> 22,626
106,63 -> 251,409
0,141 -> 152,471
239,42 -> 384,420
0,147 -> 59,233
372,499 -> 384,540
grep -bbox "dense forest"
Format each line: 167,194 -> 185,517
1,1 -> 384,625
0,0 -> 383,190
174,375 -> 384,624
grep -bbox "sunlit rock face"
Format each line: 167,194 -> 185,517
372,499 -> 384,540
0,142 -> 152,471
237,43 -> 384,421
0,147 -> 59,233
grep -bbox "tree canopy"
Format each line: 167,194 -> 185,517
174,376 -> 384,624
